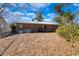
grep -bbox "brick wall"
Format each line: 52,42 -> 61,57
16,23 -> 58,32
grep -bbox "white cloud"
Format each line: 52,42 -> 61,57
2,8 -> 11,13
15,17 -> 31,23
23,3 -> 50,12
18,3 -> 28,9
47,13 -> 56,19
21,17 -> 31,20
29,3 -> 50,8
0,3 -> 55,24
9,3 -> 17,7
18,3 -> 26,7
13,12 -> 25,16
3,11 -> 29,24
1,8 -> 12,17
3,11 -> 36,24
73,3 -> 79,7
2,11 -> 25,18
26,13 -> 36,18
44,19 -> 51,21
31,8 -> 37,12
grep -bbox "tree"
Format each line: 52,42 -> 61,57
54,3 -> 72,15
54,12 -> 74,24
54,4 -> 74,24
54,15 -> 62,24
33,11 -> 43,21
32,18 -> 34,21
10,24 -> 17,33
64,12 -> 74,22
54,4 -> 64,15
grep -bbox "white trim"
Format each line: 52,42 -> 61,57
16,21 -> 58,25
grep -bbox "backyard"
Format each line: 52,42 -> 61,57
0,33 -> 79,56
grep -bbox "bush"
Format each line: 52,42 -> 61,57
56,23 -> 79,42
10,24 -> 17,33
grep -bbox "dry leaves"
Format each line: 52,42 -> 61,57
0,33 -> 79,56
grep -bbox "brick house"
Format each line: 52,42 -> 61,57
15,21 -> 58,33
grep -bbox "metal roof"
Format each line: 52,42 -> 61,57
15,21 -> 59,25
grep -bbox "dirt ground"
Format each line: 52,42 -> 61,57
0,33 -> 79,56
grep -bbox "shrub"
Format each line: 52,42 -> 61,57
56,23 -> 79,42
9,24 -> 17,33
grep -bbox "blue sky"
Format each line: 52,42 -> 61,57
0,3 -> 79,24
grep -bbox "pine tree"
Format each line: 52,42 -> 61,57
33,11 -> 43,21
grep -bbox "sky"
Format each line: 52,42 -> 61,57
0,3 -> 79,24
